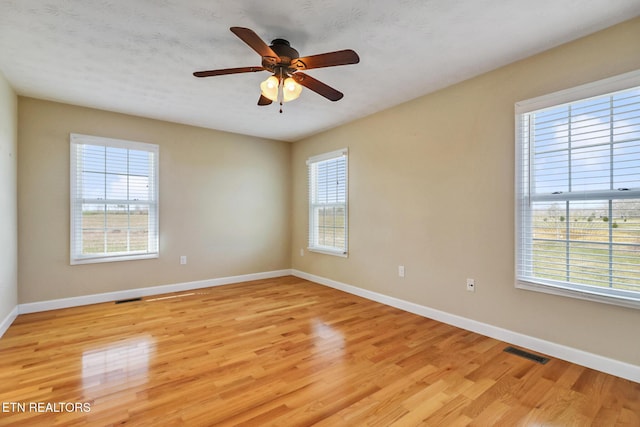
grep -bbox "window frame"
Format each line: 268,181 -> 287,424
70,134 -> 159,265
307,148 -> 349,257
515,70 -> 640,309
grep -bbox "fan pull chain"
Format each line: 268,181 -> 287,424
278,68 -> 284,113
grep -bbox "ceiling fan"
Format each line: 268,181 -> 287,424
193,27 -> 360,111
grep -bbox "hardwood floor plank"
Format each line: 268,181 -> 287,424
0,276 -> 638,426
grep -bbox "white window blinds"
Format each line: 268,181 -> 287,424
307,149 -> 348,256
70,134 -> 159,264
516,71 -> 640,308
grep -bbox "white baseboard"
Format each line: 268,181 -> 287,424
292,269 -> 640,384
18,269 -> 292,314
0,306 -> 18,338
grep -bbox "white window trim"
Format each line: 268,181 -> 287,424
307,148 -> 349,257
70,134 -> 159,265
515,69 -> 640,310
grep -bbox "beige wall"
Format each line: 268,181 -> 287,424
0,72 -> 18,324
18,98 -> 291,303
292,18 -> 640,365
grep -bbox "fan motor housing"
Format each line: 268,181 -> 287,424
268,38 -> 299,64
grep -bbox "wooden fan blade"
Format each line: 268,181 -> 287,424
193,66 -> 264,77
230,27 -> 279,62
292,72 -> 344,101
258,94 -> 273,106
292,49 -> 359,70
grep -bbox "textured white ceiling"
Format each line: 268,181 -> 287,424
1,1 -> 639,142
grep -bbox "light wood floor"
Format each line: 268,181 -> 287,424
0,276 -> 638,426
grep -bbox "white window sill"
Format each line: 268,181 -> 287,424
71,252 -> 159,265
516,279 -> 640,310
307,247 -> 348,258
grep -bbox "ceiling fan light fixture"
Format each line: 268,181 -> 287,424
282,77 -> 302,102
260,75 -> 279,101
195,27 -> 359,107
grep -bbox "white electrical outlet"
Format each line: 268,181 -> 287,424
466,278 -> 475,292
300,248 -> 304,256
180,255 -> 187,265
398,265 -> 405,278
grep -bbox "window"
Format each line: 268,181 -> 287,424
308,149 -> 348,256
70,134 -> 159,264
516,71 -> 640,309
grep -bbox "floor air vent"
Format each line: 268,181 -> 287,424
503,346 -> 550,364
115,297 -> 142,304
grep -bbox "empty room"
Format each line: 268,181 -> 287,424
1,1 -> 640,425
